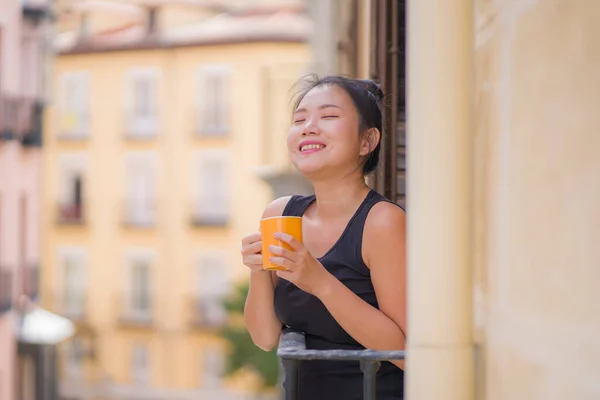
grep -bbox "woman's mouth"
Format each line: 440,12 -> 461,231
299,143 -> 326,153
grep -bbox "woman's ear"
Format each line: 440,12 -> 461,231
360,128 -> 381,156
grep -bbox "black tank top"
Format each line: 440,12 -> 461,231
274,190 -> 405,400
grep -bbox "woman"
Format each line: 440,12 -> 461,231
241,75 -> 406,399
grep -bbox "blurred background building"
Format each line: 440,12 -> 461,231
0,0 -> 58,398
42,0 -> 309,399
1,0 -> 600,400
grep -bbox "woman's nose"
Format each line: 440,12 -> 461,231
301,119 -> 318,136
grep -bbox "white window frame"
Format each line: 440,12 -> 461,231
196,65 -> 231,136
58,72 -> 90,138
194,149 -> 229,225
126,68 -> 159,138
124,249 -> 154,323
195,250 -> 229,327
56,246 -> 86,318
124,153 -> 157,226
131,342 -> 150,385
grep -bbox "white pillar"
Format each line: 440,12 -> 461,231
406,0 -> 474,399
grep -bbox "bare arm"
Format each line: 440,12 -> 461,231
242,196 -> 290,351
313,202 -> 407,368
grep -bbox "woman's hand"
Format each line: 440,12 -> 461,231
269,232 -> 335,297
241,232 -> 264,273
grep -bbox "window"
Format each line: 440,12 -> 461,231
125,250 -> 153,323
126,68 -> 158,137
193,150 -> 229,226
201,347 -> 224,388
57,247 -> 86,318
58,154 -> 87,224
125,153 -> 156,226
59,72 -> 89,138
197,65 -> 230,135
131,343 -> 150,385
195,251 -> 228,326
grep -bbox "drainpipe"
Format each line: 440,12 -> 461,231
406,1 -> 474,400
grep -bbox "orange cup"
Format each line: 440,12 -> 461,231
260,216 -> 303,270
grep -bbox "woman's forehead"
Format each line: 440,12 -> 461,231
297,85 -> 352,109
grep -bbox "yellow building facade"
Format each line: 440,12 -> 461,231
42,2 -> 310,398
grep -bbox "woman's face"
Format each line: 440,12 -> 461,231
287,85 -> 369,179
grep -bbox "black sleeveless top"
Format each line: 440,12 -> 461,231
274,190 -> 405,400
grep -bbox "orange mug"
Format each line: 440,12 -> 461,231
260,216 -> 303,270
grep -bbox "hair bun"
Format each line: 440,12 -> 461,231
359,79 -> 384,102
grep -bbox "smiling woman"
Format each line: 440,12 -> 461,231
241,75 -> 406,400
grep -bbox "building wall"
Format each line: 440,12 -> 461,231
43,41 -> 309,398
0,0 -> 45,398
474,1 -> 600,399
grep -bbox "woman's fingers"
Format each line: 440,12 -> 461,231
242,240 -> 262,256
242,231 -> 261,246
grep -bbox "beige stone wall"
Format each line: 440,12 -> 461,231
474,1 -> 600,399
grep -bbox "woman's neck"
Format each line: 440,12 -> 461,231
310,173 -> 371,221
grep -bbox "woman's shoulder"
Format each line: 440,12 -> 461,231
262,196 -> 294,219
262,193 -> 316,219
364,199 -> 406,237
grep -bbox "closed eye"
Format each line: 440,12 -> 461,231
322,115 -> 339,119
293,119 -> 306,124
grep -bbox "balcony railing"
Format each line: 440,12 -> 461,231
21,101 -> 44,147
58,111 -> 89,140
193,110 -> 229,138
53,290 -> 87,320
277,329 -> 405,400
0,94 -> 41,143
188,296 -> 226,329
122,199 -> 156,228
57,202 -> 85,225
190,201 -> 229,227
118,292 -> 153,326
0,269 -> 13,314
124,113 -> 158,139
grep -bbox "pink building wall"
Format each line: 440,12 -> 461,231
0,0 -> 46,397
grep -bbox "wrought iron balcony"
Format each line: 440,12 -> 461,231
52,290 -> 87,321
122,199 -> 157,228
58,111 -> 89,140
57,202 -> 85,225
124,113 -> 158,139
277,329 -> 405,400
118,292 -> 153,327
0,268 -> 13,314
21,101 -> 44,147
190,201 -> 229,227
0,94 -> 42,145
188,296 -> 226,329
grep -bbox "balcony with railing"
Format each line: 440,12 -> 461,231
118,291 -> 153,327
0,94 -> 43,146
124,112 -> 158,139
58,110 -> 89,140
277,329 -> 405,400
0,268 -> 13,314
188,296 -> 226,329
122,199 -> 156,228
189,201 -> 229,228
56,202 -> 85,225
53,290 -> 87,321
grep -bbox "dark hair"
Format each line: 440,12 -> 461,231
291,75 -> 384,175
